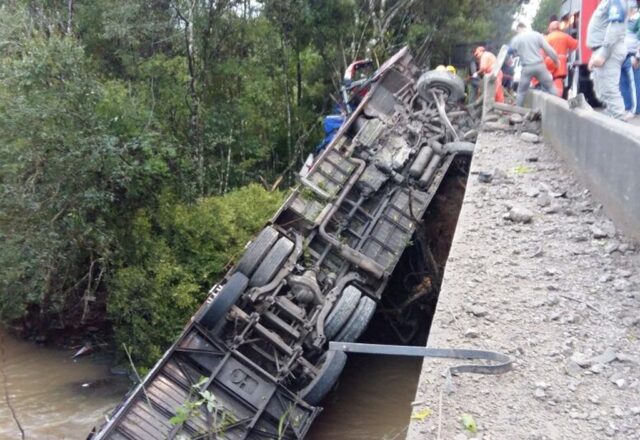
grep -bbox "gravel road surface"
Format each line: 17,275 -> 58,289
406,127 -> 640,440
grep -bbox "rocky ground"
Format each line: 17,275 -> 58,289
406,124 -> 640,440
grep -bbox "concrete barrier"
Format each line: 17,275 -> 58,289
529,90 -> 640,239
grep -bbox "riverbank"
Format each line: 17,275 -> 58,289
407,129 -> 640,439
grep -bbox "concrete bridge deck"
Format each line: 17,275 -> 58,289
406,120 -> 640,439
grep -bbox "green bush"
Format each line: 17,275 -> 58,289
107,185 -> 284,366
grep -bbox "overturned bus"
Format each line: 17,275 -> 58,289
90,47 -> 477,440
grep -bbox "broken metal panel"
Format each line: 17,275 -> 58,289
117,400 -> 173,439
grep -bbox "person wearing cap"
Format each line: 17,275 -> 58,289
509,23 -> 559,106
473,46 -> 504,103
545,20 -> 578,96
587,0 -> 629,120
621,0 -> 640,115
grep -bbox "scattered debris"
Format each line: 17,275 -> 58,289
411,407 -> 433,421
72,342 -> 94,359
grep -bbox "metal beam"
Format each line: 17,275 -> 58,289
328,342 -> 512,375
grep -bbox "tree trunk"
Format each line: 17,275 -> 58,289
66,0 -> 73,35
296,46 -> 302,107
281,34 -> 293,180
175,1 -> 204,195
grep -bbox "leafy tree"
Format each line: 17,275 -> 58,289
532,0 -> 563,33
0,5 -> 174,331
0,0 -> 529,366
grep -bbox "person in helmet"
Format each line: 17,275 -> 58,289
435,64 -> 457,75
473,46 -> 505,103
545,20 -> 578,96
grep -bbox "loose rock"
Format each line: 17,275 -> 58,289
591,225 -> 608,239
589,348 -> 617,365
591,221 -> 616,238
509,113 -> 524,124
504,205 -> 534,223
464,328 -> 480,338
468,304 -> 488,317
520,132 -> 540,143
616,352 -> 640,364
613,378 -> 627,389
565,359 -> 583,377
477,172 -> 493,183
604,241 -> 619,254
536,192 -> 551,207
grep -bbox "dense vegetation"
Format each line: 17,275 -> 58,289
0,0 -> 525,366
532,0 -> 563,33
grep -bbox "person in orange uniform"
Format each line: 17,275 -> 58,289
473,46 -> 505,103
544,20 -> 578,96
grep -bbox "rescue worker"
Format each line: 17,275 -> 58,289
509,23 -> 559,106
545,20 -> 578,96
587,0 -> 628,120
469,57 -> 481,100
473,46 -> 504,103
502,53 -> 515,90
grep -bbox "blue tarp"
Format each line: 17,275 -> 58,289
314,114 -> 345,154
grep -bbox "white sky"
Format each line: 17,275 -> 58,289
515,0 -> 542,27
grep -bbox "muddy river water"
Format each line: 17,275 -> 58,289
0,328 -> 129,439
0,328 -> 420,440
